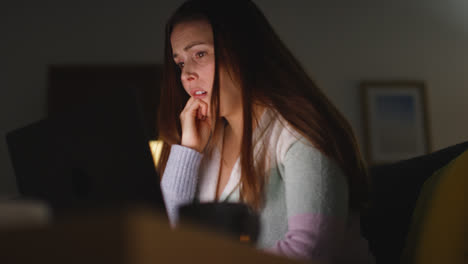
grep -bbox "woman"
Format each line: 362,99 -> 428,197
157,0 -> 374,262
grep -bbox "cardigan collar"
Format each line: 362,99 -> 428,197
197,107 -> 276,202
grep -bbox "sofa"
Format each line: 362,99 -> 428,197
360,141 -> 468,264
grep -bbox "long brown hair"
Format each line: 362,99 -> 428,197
157,0 -> 370,211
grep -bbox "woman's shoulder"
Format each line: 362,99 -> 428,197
264,111 -> 307,162
265,111 -> 338,170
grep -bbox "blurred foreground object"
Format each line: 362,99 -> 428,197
178,202 -> 260,245
0,199 -> 51,229
0,207 -> 305,264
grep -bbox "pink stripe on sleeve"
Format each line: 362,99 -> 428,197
268,213 -> 346,262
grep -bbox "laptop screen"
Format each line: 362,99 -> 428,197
6,87 -> 166,218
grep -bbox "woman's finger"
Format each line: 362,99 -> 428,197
200,100 -> 208,118
184,98 -> 208,119
179,97 -> 212,152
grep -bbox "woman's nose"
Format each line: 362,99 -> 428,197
181,64 -> 198,82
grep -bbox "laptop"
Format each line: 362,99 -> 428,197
6,87 -> 166,219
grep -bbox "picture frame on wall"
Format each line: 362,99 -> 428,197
361,81 -> 431,165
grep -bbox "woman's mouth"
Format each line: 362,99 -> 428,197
191,90 -> 208,99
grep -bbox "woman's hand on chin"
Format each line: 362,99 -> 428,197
180,97 -> 212,153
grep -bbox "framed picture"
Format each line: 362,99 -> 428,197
361,81 -> 431,165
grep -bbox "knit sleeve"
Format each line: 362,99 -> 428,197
160,144 -> 203,226
269,140 -> 349,262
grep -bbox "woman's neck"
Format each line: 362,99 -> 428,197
222,104 -> 266,144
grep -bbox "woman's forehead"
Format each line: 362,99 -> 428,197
171,20 -> 214,52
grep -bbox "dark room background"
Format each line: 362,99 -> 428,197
1,0 -> 468,196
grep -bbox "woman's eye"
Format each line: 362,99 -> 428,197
177,62 -> 184,69
196,51 -> 206,58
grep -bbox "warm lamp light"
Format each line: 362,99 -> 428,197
149,140 -> 164,167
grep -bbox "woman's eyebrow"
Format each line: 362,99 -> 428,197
173,41 -> 207,59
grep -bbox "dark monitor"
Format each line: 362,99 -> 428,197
6,87 -> 166,219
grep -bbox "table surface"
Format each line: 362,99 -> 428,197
0,206 -> 306,264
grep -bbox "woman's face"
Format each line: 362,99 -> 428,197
171,19 -> 241,117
